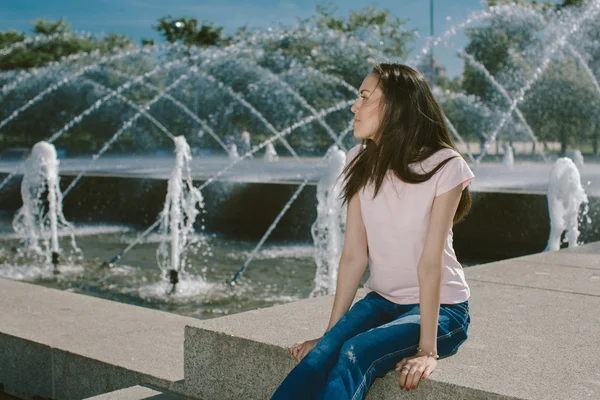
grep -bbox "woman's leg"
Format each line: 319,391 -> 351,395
271,293 -> 396,400
316,301 -> 470,400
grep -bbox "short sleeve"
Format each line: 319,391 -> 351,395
435,154 -> 474,197
345,144 -> 362,168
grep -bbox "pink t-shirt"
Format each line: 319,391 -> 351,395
345,145 -> 474,305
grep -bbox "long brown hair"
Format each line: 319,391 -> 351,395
341,63 -> 471,224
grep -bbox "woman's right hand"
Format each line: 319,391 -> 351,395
289,338 -> 321,362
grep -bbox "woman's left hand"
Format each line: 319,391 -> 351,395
395,354 -> 438,391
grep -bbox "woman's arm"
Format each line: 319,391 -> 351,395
416,183 -> 464,354
290,193 -> 368,362
325,193 -> 369,332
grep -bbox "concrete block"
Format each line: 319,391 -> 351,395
52,351 -> 149,400
442,281 -> 600,399
0,278 -> 189,384
84,385 -> 161,399
0,333 -> 52,400
511,240 -> 600,269
184,326 -> 520,399
183,244 -> 600,399
367,376 -> 521,399
84,385 -> 188,400
184,328 -> 296,399
182,290 -> 493,399
466,261 -> 600,295
183,293 -> 354,399
0,278 -> 194,399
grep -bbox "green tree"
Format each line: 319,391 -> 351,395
0,18 -> 140,154
302,2 -> 415,57
0,30 -> 26,49
0,18 -> 133,71
153,16 -> 230,47
521,59 -> 599,154
556,0 -> 584,10
487,0 -> 554,11
236,3 -> 416,89
460,0 -> 600,154
32,17 -> 69,35
463,0 -> 589,100
433,75 -> 463,92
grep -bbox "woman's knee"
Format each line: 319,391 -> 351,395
436,303 -> 470,357
437,325 -> 469,359
439,301 -> 470,330
436,315 -> 469,357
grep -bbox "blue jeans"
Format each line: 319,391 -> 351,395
271,291 -> 470,400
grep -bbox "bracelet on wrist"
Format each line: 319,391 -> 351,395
416,347 -> 439,359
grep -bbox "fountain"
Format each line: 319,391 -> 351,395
458,50 -> 546,161
156,136 -> 204,294
474,3 -> 600,162
0,1 -> 599,318
264,142 -> 279,162
545,157 -> 589,251
227,142 -> 240,160
11,141 -> 78,272
565,150 -> 584,170
310,146 -> 346,297
502,144 -> 514,168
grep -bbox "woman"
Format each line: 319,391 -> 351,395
271,63 -> 474,400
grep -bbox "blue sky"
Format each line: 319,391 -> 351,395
0,0 -> 522,77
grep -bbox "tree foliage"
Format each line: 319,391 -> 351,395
0,18 -> 133,71
460,0 -> 600,153
303,2 -> 416,57
154,16 -> 230,47
520,59 -> 599,154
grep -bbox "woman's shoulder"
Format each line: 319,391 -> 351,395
431,147 -> 462,162
413,148 -> 462,173
348,144 -> 362,157
345,144 -> 362,165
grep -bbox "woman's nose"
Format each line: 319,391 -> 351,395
351,101 -> 358,114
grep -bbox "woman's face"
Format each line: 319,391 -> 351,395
351,73 -> 383,141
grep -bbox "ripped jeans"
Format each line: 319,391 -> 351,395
271,291 -> 470,400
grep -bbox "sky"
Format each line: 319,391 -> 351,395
0,0 -> 522,77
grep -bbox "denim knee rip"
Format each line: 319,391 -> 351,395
350,325 -> 468,400
345,345 -> 358,364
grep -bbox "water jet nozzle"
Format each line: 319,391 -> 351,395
51,251 -> 60,274
167,269 -> 179,295
101,252 -> 124,269
168,269 -> 179,285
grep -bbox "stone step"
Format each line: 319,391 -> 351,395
2,243 -> 600,399
182,242 -> 600,399
0,278 -> 196,399
84,385 -> 189,400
